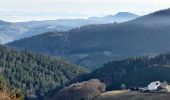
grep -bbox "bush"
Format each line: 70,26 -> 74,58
51,79 -> 105,100
10,89 -> 24,100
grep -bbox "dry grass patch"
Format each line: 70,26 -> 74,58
95,90 -> 170,100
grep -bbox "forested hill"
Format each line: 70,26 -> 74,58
8,8 -> 170,69
0,45 -> 88,99
84,52 -> 170,90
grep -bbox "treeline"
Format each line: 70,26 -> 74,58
84,52 -> 170,90
0,45 -> 88,99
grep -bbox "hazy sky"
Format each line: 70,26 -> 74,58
0,0 -> 170,22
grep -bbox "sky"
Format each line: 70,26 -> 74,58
0,0 -> 170,22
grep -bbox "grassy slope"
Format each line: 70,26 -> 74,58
95,90 -> 170,100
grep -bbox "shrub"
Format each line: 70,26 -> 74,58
51,79 -> 105,100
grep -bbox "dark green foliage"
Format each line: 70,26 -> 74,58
122,67 -> 170,87
85,52 -> 170,90
0,45 -> 88,98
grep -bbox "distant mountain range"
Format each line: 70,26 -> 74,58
7,8 -> 170,69
89,12 -> 139,23
0,20 -> 28,44
0,12 -> 139,44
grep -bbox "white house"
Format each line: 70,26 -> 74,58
147,81 -> 161,91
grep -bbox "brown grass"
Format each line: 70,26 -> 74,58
94,90 -> 170,100
0,91 -> 12,100
0,91 -> 23,100
51,79 -> 105,100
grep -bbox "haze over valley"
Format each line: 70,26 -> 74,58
0,12 -> 139,44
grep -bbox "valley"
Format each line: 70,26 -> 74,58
0,2 -> 170,100
8,8 -> 170,69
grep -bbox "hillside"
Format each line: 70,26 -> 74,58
0,20 -> 28,44
95,90 -> 170,100
8,8 -> 170,69
47,52 -> 170,100
81,52 -> 170,91
0,45 -> 88,99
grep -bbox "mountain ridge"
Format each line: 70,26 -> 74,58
8,8 -> 170,69
114,12 -> 139,17
0,12 -> 139,44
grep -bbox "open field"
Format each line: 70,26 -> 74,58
94,90 -> 170,100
